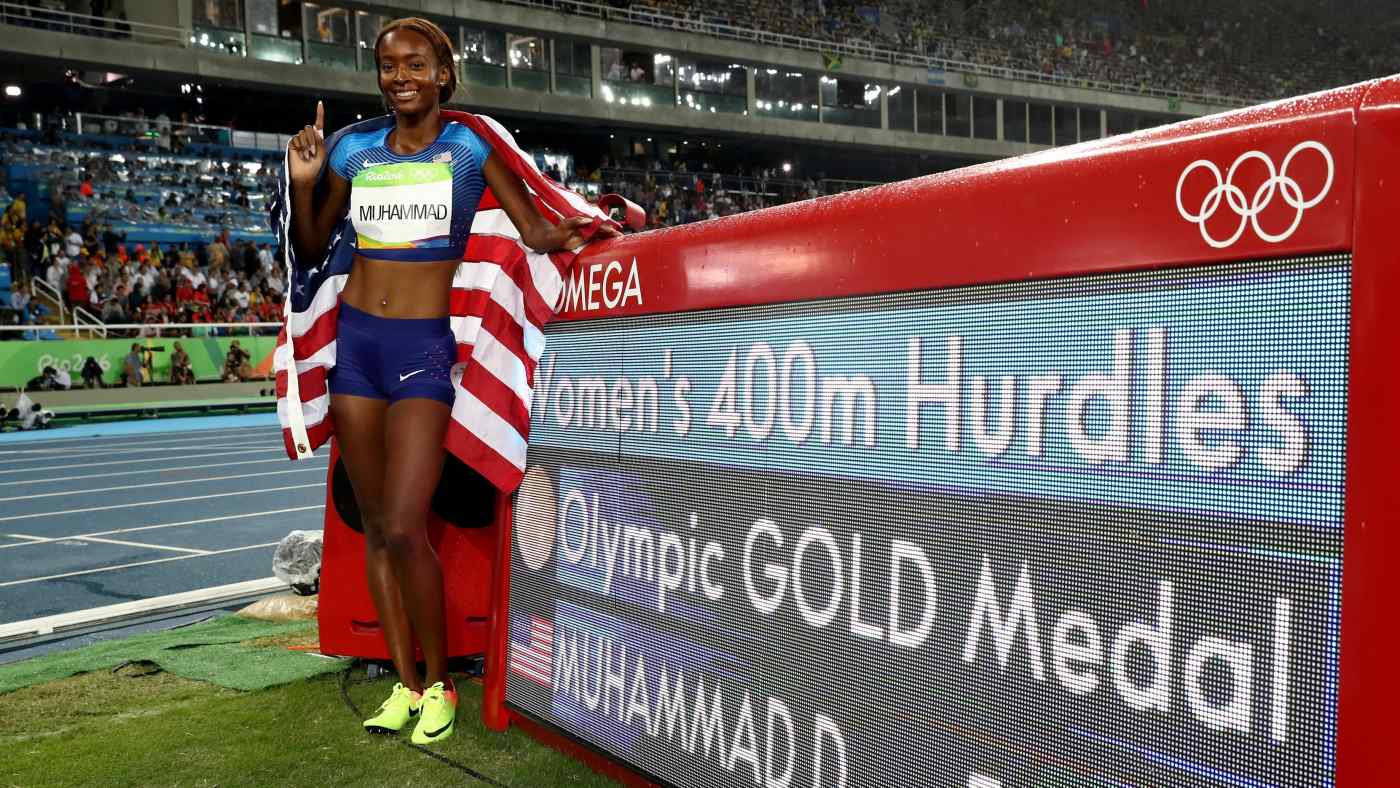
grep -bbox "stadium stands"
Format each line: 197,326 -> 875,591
505,0 -> 1396,102
0,117 -> 875,332
0,131 -> 285,339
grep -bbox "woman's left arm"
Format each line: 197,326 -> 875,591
481,151 -> 621,253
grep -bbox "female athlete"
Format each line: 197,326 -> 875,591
285,16 -> 618,744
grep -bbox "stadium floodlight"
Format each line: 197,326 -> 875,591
782,162 -> 791,172
3,85 -> 19,98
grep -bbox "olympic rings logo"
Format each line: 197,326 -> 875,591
1175,141 -> 1334,249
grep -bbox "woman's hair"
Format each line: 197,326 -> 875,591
374,17 -> 458,105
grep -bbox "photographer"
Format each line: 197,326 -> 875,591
122,343 -> 144,387
170,341 -> 195,385
81,356 -> 105,389
221,339 -> 252,382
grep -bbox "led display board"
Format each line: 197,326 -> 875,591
506,255 -> 1348,787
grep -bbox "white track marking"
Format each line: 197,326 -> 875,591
0,441 -> 283,462
0,426 -> 272,452
0,505 -> 325,549
69,535 -> 210,554
0,447 -> 299,476
0,467 -> 326,502
0,483 -> 323,523
0,457 -> 323,486
0,433 -> 276,454
0,541 -> 282,588
0,430 -> 275,453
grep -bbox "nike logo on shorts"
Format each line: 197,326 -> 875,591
399,369 -> 426,382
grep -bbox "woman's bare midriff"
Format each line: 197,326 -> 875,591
339,255 -> 461,318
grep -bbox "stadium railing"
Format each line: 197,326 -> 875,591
0,0 -> 186,47
71,307 -> 107,339
28,277 -> 66,326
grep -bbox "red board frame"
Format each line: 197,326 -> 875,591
481,76 -> 1400,785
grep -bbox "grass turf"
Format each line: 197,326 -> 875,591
0,643 -> 618,787
0,616 -> 346,695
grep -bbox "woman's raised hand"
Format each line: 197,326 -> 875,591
287,101 -> 327,185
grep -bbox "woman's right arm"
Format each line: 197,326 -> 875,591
287,101 -> 350,265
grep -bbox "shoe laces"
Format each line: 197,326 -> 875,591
421,681 -> 446,703
380,682 -> 419,710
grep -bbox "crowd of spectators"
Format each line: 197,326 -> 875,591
0,0 -> 135,40
0,128 -> 286,338
613,0 -> 1396,101
1,116 -> 849,291
2,131 -> 277,241
573,155 -> 851,228
0,203 -> 286,337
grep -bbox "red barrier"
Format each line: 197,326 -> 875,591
318,440 -> 496,660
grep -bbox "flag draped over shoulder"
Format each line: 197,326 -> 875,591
269,111 -> 632,492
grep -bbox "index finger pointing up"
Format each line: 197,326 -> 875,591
314,100 -> 324,137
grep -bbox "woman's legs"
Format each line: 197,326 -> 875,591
330,393 -> 423,693
381,397 -> 453,689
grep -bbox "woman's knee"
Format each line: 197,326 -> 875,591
379,519 -> 428,556
361,510 -> 390,552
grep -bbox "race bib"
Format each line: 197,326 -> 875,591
350,161 -> 453,250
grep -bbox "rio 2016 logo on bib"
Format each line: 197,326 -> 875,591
351,161 -> 453,250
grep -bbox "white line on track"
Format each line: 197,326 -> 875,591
0,541 -> 282,588
0,457 -> 324,486
0,432 -> 277,454
0,426 -> 274,452
0,505 -> 325,549
0,425 -> 272,448
0,467 -> 327,502
0,441 -> 283,461
71,535 -> 210,554
0,483 -> 324,523
0,447 -> 310,476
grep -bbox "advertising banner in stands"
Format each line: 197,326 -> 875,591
507,256 -> 1348,788
0,336 -> 277,387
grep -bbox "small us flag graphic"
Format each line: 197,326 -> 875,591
508,616 -> 553,687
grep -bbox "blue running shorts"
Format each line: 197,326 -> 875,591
327,301 -> 456,406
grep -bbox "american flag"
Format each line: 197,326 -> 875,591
508,616 -> 554,687
269,111 -> 639,492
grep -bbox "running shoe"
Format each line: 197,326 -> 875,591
410,680 -> 458,745
362,683 -> 422,735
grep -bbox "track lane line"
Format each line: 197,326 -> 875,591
0,467 -> 327,502
0,447 -> 313,476
0,541 -> 282,588
0,441 -> 284,461
0,457 -> 325,486
0,425 -> 272,450
0,505 -> 326,549
0,483 -> 324,523
72,535 -> 210,554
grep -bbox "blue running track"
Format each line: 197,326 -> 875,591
0,417 -> 328,625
